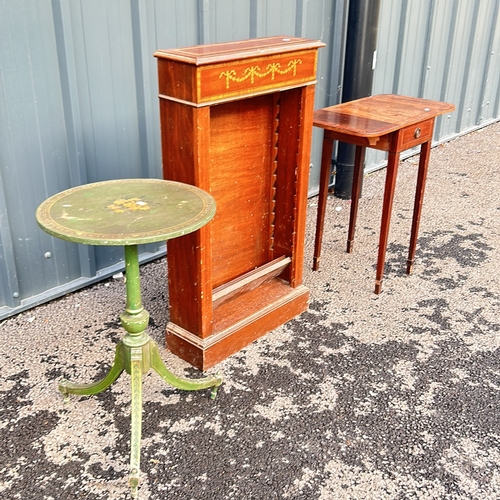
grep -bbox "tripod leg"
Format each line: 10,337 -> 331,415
129,348 -> 143,498
59,342 -> 126,401
149,341 -> 222,399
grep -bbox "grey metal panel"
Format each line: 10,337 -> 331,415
64,0 -> 140,269
478,1 -> 500,124
461,0 -> 500,129
304,0 -> 347,192
0,0 -> 81,303
365,0 -> 500,174
1,0 -> 499,320
450,1 -> 488,134
0,169 -> 20,309
65,1 -> 143,183
0,0 -> 165,320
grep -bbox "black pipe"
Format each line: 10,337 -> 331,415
335,0 -> 381,199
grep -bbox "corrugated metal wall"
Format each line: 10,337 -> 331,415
0,0 -> 499,320
365,0 -> 500,171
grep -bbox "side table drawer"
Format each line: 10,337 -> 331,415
396,119 -> 434,151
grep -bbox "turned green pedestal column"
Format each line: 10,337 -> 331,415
36,179 -> 222,498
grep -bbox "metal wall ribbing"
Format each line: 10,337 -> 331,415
0,0 -> 498,319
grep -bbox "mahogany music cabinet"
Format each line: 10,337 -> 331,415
154,36 -> 324,370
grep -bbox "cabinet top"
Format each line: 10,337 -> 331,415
154,36 -> 325,65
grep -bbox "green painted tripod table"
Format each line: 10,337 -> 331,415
36,178 -> 222,497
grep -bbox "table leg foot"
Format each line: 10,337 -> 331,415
130,472 -> 139,499
59,342 -> 125,398
347,240 -> 354,253
406,259 -> 414,275
210,384 -> 220,400
312,257 -> 320,271
149,341 -> 222,395
374,280 -> 382,295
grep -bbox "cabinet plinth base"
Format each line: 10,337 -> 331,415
166,280 -> 309,370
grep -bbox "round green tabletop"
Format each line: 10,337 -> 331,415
36,179 -> 216,246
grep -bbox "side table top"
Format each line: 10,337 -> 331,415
36,179 -> 216,246
313,94 -> 455,138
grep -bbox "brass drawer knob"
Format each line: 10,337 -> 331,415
414,127 -> 421,139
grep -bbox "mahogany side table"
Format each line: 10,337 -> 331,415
312,94 -> 455,294
36,179 -> 222,497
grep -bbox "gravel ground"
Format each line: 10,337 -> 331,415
1,121 -> 499,499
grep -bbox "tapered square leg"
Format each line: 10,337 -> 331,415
407,140 -> 431,274
375,151 -> 400,294
313,131 -> 335,271
346,146 -> 366,253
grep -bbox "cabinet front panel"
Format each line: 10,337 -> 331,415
209,95 -> 275,288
